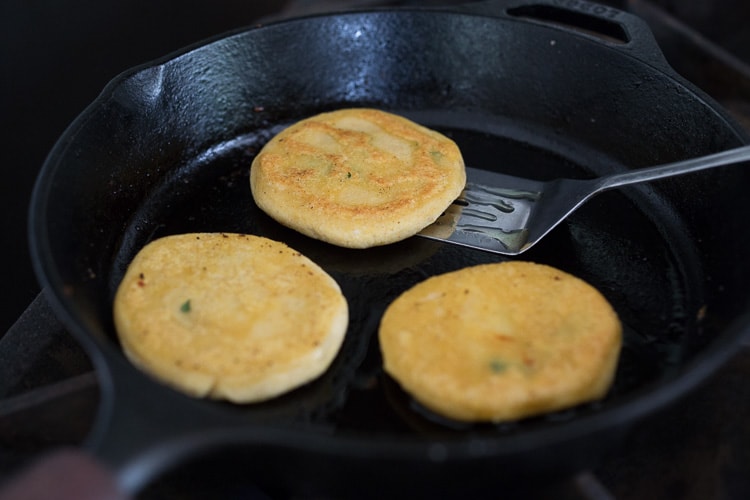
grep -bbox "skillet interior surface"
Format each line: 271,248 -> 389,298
29,4 -> 750,492
106,111 -> 707,433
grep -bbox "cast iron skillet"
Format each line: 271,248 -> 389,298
28,0 -> 750,497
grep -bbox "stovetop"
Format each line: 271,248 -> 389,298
2,0 -> 750,498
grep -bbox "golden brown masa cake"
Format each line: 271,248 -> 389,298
113,233 -> 348,403
250,108 -> 466,248
378,261 -> 622,423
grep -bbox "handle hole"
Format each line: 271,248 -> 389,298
507,4 -> 629,44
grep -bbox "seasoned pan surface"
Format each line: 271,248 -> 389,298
107,113 -> 701,429
29,1 -> 750,493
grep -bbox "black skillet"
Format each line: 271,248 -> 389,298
28,0 -> 750,497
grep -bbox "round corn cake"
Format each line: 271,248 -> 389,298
378,261 -> 622,423
250,108 -> 466,248
113,233 -> 348,403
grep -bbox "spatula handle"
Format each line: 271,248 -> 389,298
598,145 -> 750,191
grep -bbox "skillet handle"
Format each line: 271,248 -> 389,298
456,0 -> 673,70
83,347 -> 238,494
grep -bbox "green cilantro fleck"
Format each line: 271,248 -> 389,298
489,359 -> 507,373
430,150 -> 444,162
180,300 -> 192,313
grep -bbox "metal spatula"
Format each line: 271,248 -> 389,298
418,145 -> 750,255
